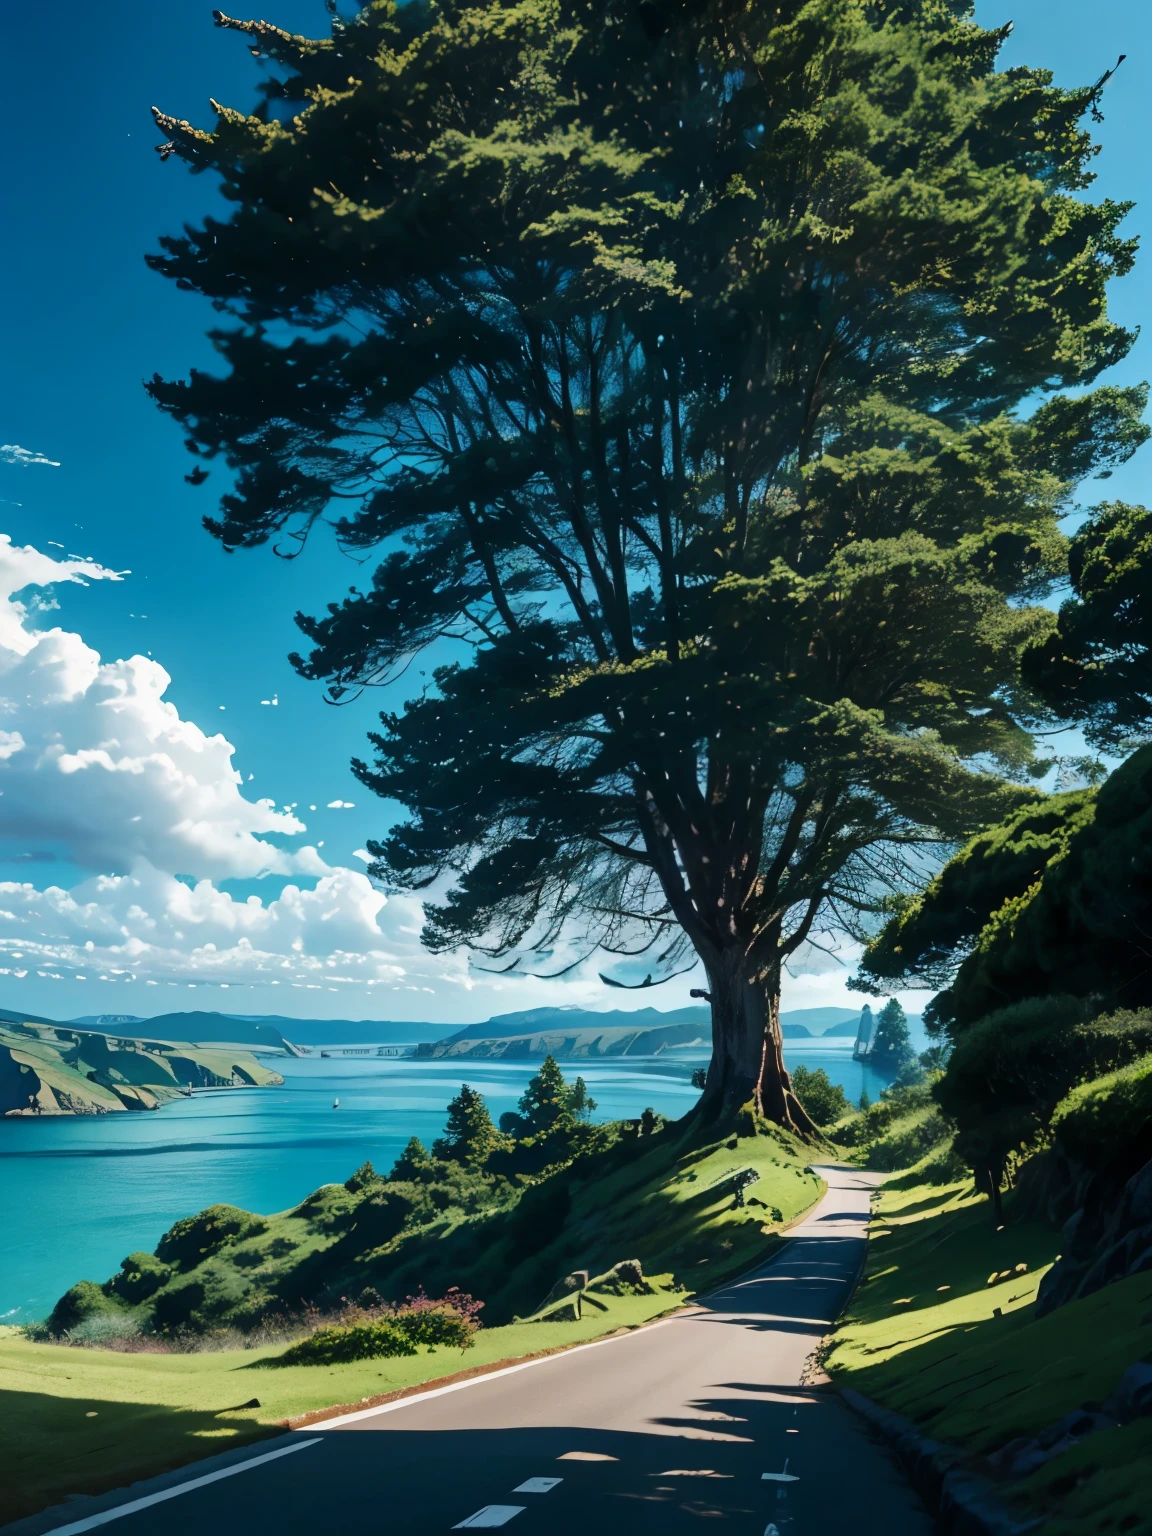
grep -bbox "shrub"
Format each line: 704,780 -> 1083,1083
47,1280 -> 121,1336
274,1319 -> 418,1365
155,1205 -> 269,1269
790,1065 -> 850,1127
106,1251 -> 172,1305
1051,1052 -> 1152,1177
271,1291 -> 481,1366
344,1161 -> 384,1194
937,1000 -> 1152,1180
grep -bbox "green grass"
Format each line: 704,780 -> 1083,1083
0,1286 -> 683,1525
6,1121 -> 824,1524
825,1171 -> 1152,1536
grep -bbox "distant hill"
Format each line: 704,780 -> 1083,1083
71,1014 -> 146,1027
0,1020 -> 282,1117
69,1011 -> 295,1051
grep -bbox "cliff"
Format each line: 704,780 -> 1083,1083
0,1020 -> 283,1116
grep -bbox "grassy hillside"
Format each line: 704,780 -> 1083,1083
824,1170 -> 1152,1536
7,1114 -> 823,1524
0,1021 -> 283,1116
46,1111 -> 821,1339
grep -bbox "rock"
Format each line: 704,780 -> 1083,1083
588,1259 -> 653,1296
1102,1361 -> 1152,1422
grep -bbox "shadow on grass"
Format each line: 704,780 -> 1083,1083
1,1387 -> 277,1528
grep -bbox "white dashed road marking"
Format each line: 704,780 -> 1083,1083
453,1507 -> 526,1529
513,1478 -> 563,1493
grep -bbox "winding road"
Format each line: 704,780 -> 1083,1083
23,1165 -> 933,1536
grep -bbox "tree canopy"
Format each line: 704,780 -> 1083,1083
870,999 -> 916,1075
860,744 -> 1152,1033
1022,500 -> 1152,752
149,0 -> 1144,1126
432,1084 -> 506,1164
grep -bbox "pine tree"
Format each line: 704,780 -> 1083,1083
567,1076 -> 596,1122
516,1055 -> 575,1137
149,1 -> 1144,1129
389,1137 -> 432,1182
870,1001 -> 916,1076
432,1087 -> 505,1166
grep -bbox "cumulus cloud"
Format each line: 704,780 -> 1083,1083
0,536 -> 426,992
0,537 -> 320,879
0,864 -> 451,992
0,444 -> 61,468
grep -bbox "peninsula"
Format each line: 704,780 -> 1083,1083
0,1018 -> 284,1116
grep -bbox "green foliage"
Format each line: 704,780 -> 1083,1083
105,1252 -> 172,1306
515,1055 -> 575,1137
789,1065 -> 850,1127
47,1280 -> 122,1337
273,1319 -> 418,1367
567,1075 -> 596,1121
858,788 -> 1096,992
344,1161 -> 384,1194
432,1085 -> 508,1167
146,0 -> 1143,1119
870,1000 -> 916,1075
273,1297 -> 478,1367
936,1002 -> 1152,1181
155,1206 -> 269,1270
1051,1053 -> 1152,1178
1023,501 -> 1152,752
862,744 -> 1152,1036
389,1137 -> 433,1182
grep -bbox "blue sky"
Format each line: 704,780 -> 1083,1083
0,0 -> 1149,1024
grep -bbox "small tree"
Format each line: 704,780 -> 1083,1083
790,1065 -> 850,1128
871,1001 -> 916,1076
515,1055 -> 576,1138
432,1086 -> 505,1167
567,1075 -> 596,1122
858,1088 -> 871,1113
389,1137 -> 432,1182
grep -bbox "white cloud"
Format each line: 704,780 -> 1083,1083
0,863 -> 447,991
327,798 -> 355,809
0,537 -> 319,880
0,444 -> 61,468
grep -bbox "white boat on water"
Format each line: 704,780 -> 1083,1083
333,1098 -> 340,1108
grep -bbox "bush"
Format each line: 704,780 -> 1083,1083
1052,1052 -> 1152,1177
345,1161 -> 384,1194
790,1065 -> 850,1127
155,1205 -> 269,1269
106,1251 -> 172,1305
47,1280 -> 121,1336
271,1291 -> 481,1366
937,1000 -> 1152,1180
275,1319 -> 419,1365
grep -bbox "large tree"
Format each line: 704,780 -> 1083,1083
148,0 -> 1144,1130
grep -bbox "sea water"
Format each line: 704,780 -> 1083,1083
0,1040 -> 890,1322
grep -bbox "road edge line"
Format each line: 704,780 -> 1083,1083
26,1439 -> 324,1536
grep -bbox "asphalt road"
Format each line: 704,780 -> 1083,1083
37,1164 -> 934,1536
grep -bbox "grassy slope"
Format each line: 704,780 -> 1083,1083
71,1118 -> 822,1336
825,1171 -> 1152,1536
0,1287 -> 679,1525
5,1123 -> 823,1523
0,1023 -> 282,1116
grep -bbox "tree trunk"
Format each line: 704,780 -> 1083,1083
698,950 -> 818,1136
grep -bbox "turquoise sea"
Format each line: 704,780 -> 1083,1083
0,1040 -> 890,1323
